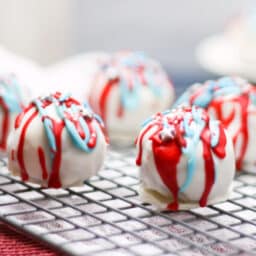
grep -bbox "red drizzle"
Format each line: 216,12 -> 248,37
15,104 -> 33,129
207,94 -> 249,171
89,53 -> 171,131
136,123 -> 155,166
86,118 -> 97,148
12,93 -> 106,188
97,78 -> 119,122
188,80 -> 256,171
136,108 -> 227,210
152,138 -> 182,211
11,149 -> 15,161
47,119 -> 64,188
17,110 -> 38,181
38,147 -> 48,180
200,128 -> 217,207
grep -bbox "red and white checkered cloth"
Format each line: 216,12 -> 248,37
0,223 -> 58,256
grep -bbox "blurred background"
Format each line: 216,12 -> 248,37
0,0 -> 254,94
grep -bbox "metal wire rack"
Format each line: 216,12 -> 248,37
0,148 -> 255,256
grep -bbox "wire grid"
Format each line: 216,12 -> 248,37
0,148 -> 255,256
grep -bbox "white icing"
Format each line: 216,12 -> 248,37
7,103 -> 107,188
136,112 -> 235,210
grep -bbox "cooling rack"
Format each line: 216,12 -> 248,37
0,148 -> 255,256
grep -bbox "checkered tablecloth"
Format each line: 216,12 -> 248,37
0,222 -> 58,256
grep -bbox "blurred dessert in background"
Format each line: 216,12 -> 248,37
88,51 -> 175,145
0,46 -> 45,96
0,73 -> 30,152
197,7 -> 256,82
227,8 -> 256,63
174,76 -> 256,173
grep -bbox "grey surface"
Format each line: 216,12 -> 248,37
0,150 -> 256,256
0,0 -> 254,71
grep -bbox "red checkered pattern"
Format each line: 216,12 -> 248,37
0,223 -> 58,256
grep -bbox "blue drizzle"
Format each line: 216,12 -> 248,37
119,75 -> 140,110
179,107 -> 206,192
174,77 -> 245,109
83,101 -> 104,125
144,106 -> 221,194
180,108 -> 221,192
59,103 -> 94,152
107,52 -> 165,111
34,99 -> 57,158
0,74 -> 23,113
33,95 -> 100,162
250,91 -> 256,106
144,70 -> 163,98
172,77 -> 246,188
119,51 -> 146,68
193,81 -> 216,108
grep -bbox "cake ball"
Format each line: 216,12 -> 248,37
175,76 -> 256,173
226,8 -> 256,63
136,106 -> 235,211
0,73 -> 29,152
89,51 -> 175,144
7,92 -> 107,188
0,47 -> 45,97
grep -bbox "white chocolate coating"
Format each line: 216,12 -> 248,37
136,107 -> 235,210
7,93 -> 107,188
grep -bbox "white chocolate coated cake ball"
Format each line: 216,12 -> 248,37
7,92 -> 107,188
136,106 -> 235,211
89,51 -> 175,144
0,73 -> 30,152
175,76 -> 256,173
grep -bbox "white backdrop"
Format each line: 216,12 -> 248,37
0,0 -> 254,74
